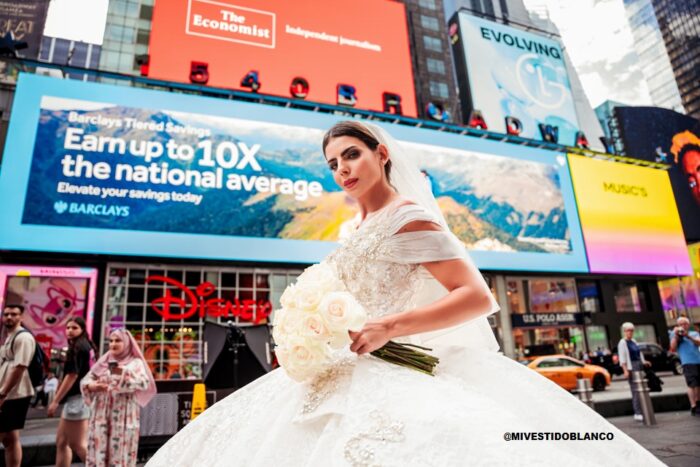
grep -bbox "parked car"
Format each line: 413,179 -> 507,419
526,355 -> 611,391
637,342 -> 683,375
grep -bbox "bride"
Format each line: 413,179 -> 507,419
147,121 -> 663,466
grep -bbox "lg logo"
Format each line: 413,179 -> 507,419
515,53 -> 567,110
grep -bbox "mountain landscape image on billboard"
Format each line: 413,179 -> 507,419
24,97 -> 571,254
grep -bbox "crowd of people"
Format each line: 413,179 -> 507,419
0,304 -> 156,467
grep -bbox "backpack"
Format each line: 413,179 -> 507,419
10,329 -> 46,387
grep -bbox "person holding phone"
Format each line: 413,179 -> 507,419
48,317 -> 96,467
81,329 -> 156,466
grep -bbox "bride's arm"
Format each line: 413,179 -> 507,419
349,221 -> 494,355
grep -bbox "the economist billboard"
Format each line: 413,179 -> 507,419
147,0 -> 417,116
0,74 -> 588,272
449,12 -> 580,145
568,154 -> 691,276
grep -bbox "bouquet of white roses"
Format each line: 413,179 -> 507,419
272,262 -> 439,382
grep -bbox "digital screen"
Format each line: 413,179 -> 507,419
0,73 -> 588,272
147,0 -> 417,116
568,154 -> 691,275
451,13 -> 580,145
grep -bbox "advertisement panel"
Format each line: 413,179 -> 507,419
147,0 -> 417,116
568,154 -> 691,276
0,74 -> 587,271
0,265 -> 97,352
0,0 -> 50,59
615,106 -> 700,242
451,13 -> 579,145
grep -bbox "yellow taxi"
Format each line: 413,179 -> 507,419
526,355 -> 611,391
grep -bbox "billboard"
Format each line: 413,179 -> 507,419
450,13 -> 580,145
147,0 -> 417,116
0,265 -> 97,353
0,0 -> 50,59
615,106 -> 700,242
0,73 -> 587,271
568,154 -> 691,276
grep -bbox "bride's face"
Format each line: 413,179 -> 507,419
324,136 -> 388,198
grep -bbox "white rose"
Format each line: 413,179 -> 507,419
297,263 -> 346,295
319,292 -> 367,334
301,313 -> 332,341
293,282 -> 326,313
280,284 -> 300,310
328,330 -> 353,350
272,308 -> 304,345
276,336 -> 329,382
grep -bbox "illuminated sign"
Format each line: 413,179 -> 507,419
511,313 -> 584,328
0,74 -> 588,272
568,154 -> 691,275
148,0 -> 417,116
146,275 -> 271,323
450,13 -> 580,145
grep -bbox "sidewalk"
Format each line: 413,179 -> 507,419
6,411 -> 698,466
608,411 -> 700,467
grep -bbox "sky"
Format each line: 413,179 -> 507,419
43,0 -> 109,45
523,0 -> 653,108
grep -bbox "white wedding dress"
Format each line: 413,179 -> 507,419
147,200 -> 663,467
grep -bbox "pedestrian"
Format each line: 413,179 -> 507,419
44,372 -> 59,406
31,374 -> 47,408
81,329 -> 156,466
0,304 -> 36,467
47,317 -> 97,467
669,316 -> 700,416
617,322 -> 651,422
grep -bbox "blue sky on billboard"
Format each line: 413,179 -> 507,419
0,74 -> 588,272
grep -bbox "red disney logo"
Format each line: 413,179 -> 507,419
146,275 -> 272,324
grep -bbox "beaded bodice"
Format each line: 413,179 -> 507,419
326,209 -> 423,319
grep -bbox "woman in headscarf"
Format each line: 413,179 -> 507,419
81,329 -> 156,466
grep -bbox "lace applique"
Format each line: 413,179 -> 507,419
343,410 -> 406,467
301,358 -> 355,414
328,215 -> 421,319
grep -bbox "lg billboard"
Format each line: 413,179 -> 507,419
450,13 -> 581,146
147,0 -> 417,116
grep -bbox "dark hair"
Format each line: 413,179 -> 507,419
66,316 -> 98,354
4,304 -> 24,313
322,121 -> 392,183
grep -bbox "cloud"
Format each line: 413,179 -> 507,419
524,0 -> 652,107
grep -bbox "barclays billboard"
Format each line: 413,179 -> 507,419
0,73 -> 588,272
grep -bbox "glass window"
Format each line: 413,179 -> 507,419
426,58 -> 446,75
136,28 -> 150,45
429,81 -> 449,98
614,281 -> 648,312
104,264 -> 301,380
420,15 -> 440,31
418,0 -> 437,10
632,324 -> 657,343
528,278 -> 578,313
585,325 -> 609,353
506,278 -> 527,314
577,280 -> 601,312
422,36 -> 442,52
140,4 -> 154,21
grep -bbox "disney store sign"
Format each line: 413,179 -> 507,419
145,275 -> 272,323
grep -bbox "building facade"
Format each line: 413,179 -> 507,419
623,0 -> 684,113
651,0 -> 700,119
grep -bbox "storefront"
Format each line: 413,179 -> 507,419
103,263 -> 302,380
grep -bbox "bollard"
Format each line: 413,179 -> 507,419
631,370 -> 656,426
575,376 -> 595,409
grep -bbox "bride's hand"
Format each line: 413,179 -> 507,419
349,320 -> 391,355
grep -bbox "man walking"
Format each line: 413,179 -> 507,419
669,316 -> 700,416
0,304 -> 36,467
